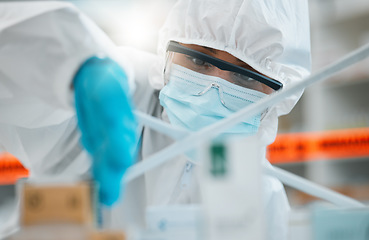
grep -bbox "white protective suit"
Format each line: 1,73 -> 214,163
0,1 -> 311,240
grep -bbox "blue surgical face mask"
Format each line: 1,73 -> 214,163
159,64 -> 266,138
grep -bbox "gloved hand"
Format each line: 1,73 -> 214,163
73,56 -> 137,206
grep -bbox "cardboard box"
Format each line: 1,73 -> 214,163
21,182 -> 94,226
88,230 -> 126,240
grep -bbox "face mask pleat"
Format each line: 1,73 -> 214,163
159,64 -> 265,136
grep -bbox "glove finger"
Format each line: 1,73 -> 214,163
93,152 -> 125,206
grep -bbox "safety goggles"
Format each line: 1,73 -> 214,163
164,41 -> 283,94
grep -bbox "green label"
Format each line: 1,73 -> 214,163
210,144 -> 227,177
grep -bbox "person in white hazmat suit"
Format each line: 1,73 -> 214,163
0,0 -> 311,239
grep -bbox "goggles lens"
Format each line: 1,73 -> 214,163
164,41 -> 283,94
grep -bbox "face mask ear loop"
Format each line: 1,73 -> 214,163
193,82 -> 231,110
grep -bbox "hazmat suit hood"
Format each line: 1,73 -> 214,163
150,0 -> 311,146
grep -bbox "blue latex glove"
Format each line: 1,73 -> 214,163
73,56 -> 137,206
